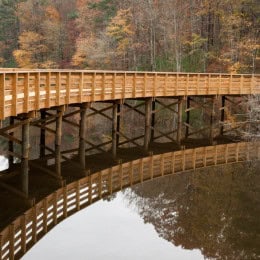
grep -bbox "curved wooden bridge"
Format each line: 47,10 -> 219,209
1,70 -> 259,120
0,69 -> 259,203
0,141 -> 259,260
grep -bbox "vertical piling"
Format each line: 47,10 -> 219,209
55,106 -> 63,177
21,119 -> 30,197
112,101 -> 120,159
220,96 -> 226,136
177,97 -> 183,144
40,110 -> 46,158
185,97 -> 191,139
79,103 -> 88,170
151,99 -> 156,142
144,98 -> 152,152
8,116 -> 14,168
209,96 -> 216,144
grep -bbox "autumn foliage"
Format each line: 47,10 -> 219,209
0,0 -> 259,73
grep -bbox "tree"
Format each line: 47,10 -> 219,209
13,31 -> 49,68
0,0 -> 21,67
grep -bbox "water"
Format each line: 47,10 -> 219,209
0,156 -> 8,171
22,161 -> 260,260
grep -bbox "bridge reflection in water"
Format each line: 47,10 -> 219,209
0,141 -> 259,259
22,161 -> 259,260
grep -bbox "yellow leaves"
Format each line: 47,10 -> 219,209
41,60 -> 58,69
0,57 -> 5,66
45,6 -> 60,21
228,62 -> 249,74
13,31 -> 49,68
18,32 -> 44,51
107,8 -> 133,55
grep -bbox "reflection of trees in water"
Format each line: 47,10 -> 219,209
124,162 -> 260,260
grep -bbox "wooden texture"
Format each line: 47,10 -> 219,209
0,141 -> 259,260
0,70 -> 259,120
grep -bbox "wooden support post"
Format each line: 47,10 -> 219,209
40,110 -> 46,158
220,96 -> 226,136
185,97 -> 191,139
8,116 -> 14,169
209,96 -> 216,144
55,106 -> 63,177
21,118 -> 30,197
112,101 -> 120,159
144,98 -> 152,152
116,102 -> 121,146
151,99 -> 156,142
177,97 -> 183,144
79,103 -> 88,170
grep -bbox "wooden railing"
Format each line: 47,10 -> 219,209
0,70 -> 259,120
0,142 -> 259,260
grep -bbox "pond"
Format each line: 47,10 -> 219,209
22,161 -> 260,260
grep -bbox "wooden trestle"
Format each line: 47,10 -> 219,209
0,69 -> 259,202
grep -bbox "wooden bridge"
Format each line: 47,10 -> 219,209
0,70 -> 259,119
0,69 -> 259,259
0,69 -> 259,192
0,141 -> 259,260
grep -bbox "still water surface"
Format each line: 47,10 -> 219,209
21,161 -> 260,260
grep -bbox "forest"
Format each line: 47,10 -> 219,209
0,0 -> 259,73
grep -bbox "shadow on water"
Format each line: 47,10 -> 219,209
124,161 -> 260,260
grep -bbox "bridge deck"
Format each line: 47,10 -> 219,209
0,70 -> 259,120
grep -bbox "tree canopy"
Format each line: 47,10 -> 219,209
0,0 -> 259,73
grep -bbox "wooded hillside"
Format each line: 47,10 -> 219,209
0,0 -> 259,73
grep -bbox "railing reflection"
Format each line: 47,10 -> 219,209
0,141 -> 259,260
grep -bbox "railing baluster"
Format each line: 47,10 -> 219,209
109,168 -> 113,194
123,73 -> 126,99
160,154 -> 165,176
130,161 -> 134,186
79,72 -> 84,103
32,206 -> 37,243
9,223 -> 15,260
66,72 -> 71,104
92,72 -> 96,101
46,72 -> 51,108
143,73 -> 147,97
63,186 -> 68,218
56,72 -> 61,106
53,192 -> 58,225
88,175 -> 92,204
12,73 -> 17,116
99,173 -> 103,199
21,214 -> 26,254
43,198 -> 48,234
35,72 -> 40,110
76,180 -> 80,211
0,73 -> 5,119
0,234 -> 2,259
150,155 -> 154,179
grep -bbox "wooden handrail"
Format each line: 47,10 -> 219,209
0,70 -> 259,120
0,141 -> 259,260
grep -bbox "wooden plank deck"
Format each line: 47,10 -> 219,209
0,70 -> 260,120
